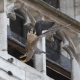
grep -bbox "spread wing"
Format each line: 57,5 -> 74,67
38,24 -> 72,38
41,20 -> 55,30
34,20 -> 55,36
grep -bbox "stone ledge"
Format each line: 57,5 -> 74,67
0,56 -> 25,80
0,51 -> 54,80
0,70 -> 20,80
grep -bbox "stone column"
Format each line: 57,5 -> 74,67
71,57 -> 80,80
34,37 -> 46,75
0,0 -> 7,51
7,18 -> 10,26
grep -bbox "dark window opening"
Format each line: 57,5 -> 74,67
46,35 -> 61,62
43,0 -> 59,8
47,67 -> 70,80
10,13 -> 29,38
46,35 -> 71,74
10,14 -> 24,37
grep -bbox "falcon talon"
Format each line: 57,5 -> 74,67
21,60 -> 26,63
20,54 -> 27,58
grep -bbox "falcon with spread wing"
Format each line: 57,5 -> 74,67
20,23 -> 71,63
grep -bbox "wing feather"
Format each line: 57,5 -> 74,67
39,24 -> 71,38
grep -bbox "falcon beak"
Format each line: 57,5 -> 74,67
31,29 -> 34,31
31,29 -> 34,33
29,29 -> 34,34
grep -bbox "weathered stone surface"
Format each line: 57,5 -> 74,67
71,58 -> 80,80
0,70 -> 20,80
0,77 -> 6,80
0,0 -> 7,12
0,51 -> 17,65
0,0 -> 7,51
0,57 -> 25,80
0,52 -> 54,80
0,13 -> 7,51
0,0 -> 4,12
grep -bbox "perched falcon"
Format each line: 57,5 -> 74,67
33,20 -> 55,36
20,24 -> 71,63
20,30 -> 47,62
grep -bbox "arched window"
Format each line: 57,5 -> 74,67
43,0 -> 59,8
10,13 -> 25,37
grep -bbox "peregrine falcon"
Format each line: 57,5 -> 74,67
20,24 -> 71,63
